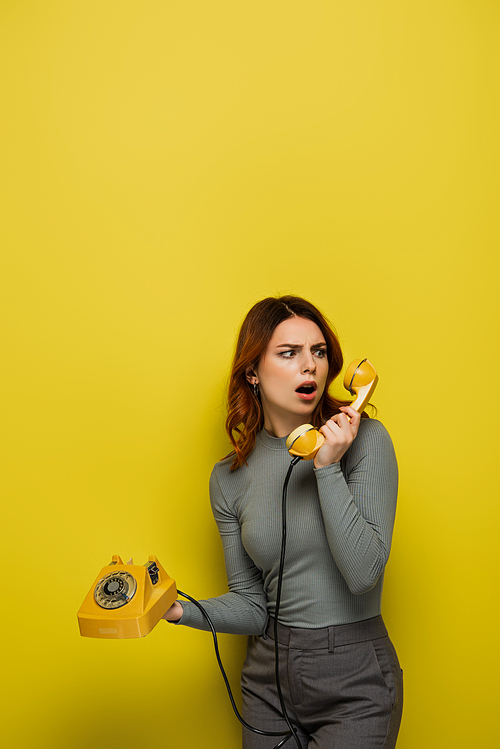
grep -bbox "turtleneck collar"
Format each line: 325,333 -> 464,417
257,428 -> 289,451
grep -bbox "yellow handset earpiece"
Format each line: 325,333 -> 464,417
343,358 -> 379,414
285,358 -> 379,461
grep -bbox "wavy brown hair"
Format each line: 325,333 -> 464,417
225,295 -> 366,470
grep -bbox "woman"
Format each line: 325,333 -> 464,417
164,295 -> 403,748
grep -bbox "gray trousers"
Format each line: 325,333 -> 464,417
241,616 -> 403,749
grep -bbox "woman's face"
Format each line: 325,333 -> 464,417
251,316 -> 329,434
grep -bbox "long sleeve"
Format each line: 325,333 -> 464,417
175,464 -> 268,635
314,419 -> 398,595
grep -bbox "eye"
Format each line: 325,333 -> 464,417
314,348 -> 327,358
279,350 -> 296,358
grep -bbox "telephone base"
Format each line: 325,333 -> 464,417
78,555 -> 177,639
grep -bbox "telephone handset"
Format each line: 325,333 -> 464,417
285,358 -> 379,461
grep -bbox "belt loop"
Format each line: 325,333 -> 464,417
328,627 -> 335,653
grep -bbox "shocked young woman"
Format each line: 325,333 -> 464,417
164,295 -> 403,749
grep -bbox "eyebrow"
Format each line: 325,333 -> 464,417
275,342 -> 327,349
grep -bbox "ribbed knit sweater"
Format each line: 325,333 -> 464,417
177,418 -> 398,635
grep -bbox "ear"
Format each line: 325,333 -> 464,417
245,366 -> 258,385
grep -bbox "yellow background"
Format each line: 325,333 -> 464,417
1,1 -> 498,746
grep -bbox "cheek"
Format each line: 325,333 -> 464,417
260,358 -> 295,381
259,365 -> 296,396
318,363 -> 329,389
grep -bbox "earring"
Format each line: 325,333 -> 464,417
253,383 -> 259,397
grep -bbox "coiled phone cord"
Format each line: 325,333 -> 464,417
177,454 -> 304,749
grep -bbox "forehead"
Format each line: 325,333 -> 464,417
268,316 -> 325,345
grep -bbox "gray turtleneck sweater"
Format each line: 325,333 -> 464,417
176,418 -> 398,635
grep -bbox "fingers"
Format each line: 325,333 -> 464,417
339,405 -> 361,427
323,408 -> 360,434
315,408 -> 360,468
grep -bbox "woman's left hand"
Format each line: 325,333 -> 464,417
314,406 -> 361,468
162,600 -> 184,622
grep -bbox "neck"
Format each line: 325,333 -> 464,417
262,412 -> 314,439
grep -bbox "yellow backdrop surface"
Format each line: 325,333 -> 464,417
1,2 -> 498,747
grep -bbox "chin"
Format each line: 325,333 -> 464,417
296,403 -> 317,418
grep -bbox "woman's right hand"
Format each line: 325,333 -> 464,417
314,406 -> 360,468
162,600 -> 184,622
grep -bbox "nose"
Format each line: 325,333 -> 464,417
302,350 -> 316,374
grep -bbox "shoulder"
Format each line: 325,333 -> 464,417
342,418 -> 397,471
209,456 -> 249,513
210,452 -> 237,483
356,417 -> 393,446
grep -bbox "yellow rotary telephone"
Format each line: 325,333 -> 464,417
77,555 -> 177,639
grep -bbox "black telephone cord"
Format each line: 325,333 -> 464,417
273,456 -> 303,749
176,454 -> 304,749
177,590 -> 296,748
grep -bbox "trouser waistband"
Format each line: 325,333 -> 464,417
265,615 -> 388,652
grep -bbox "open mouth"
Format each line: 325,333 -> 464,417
295,382 -> 317,400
